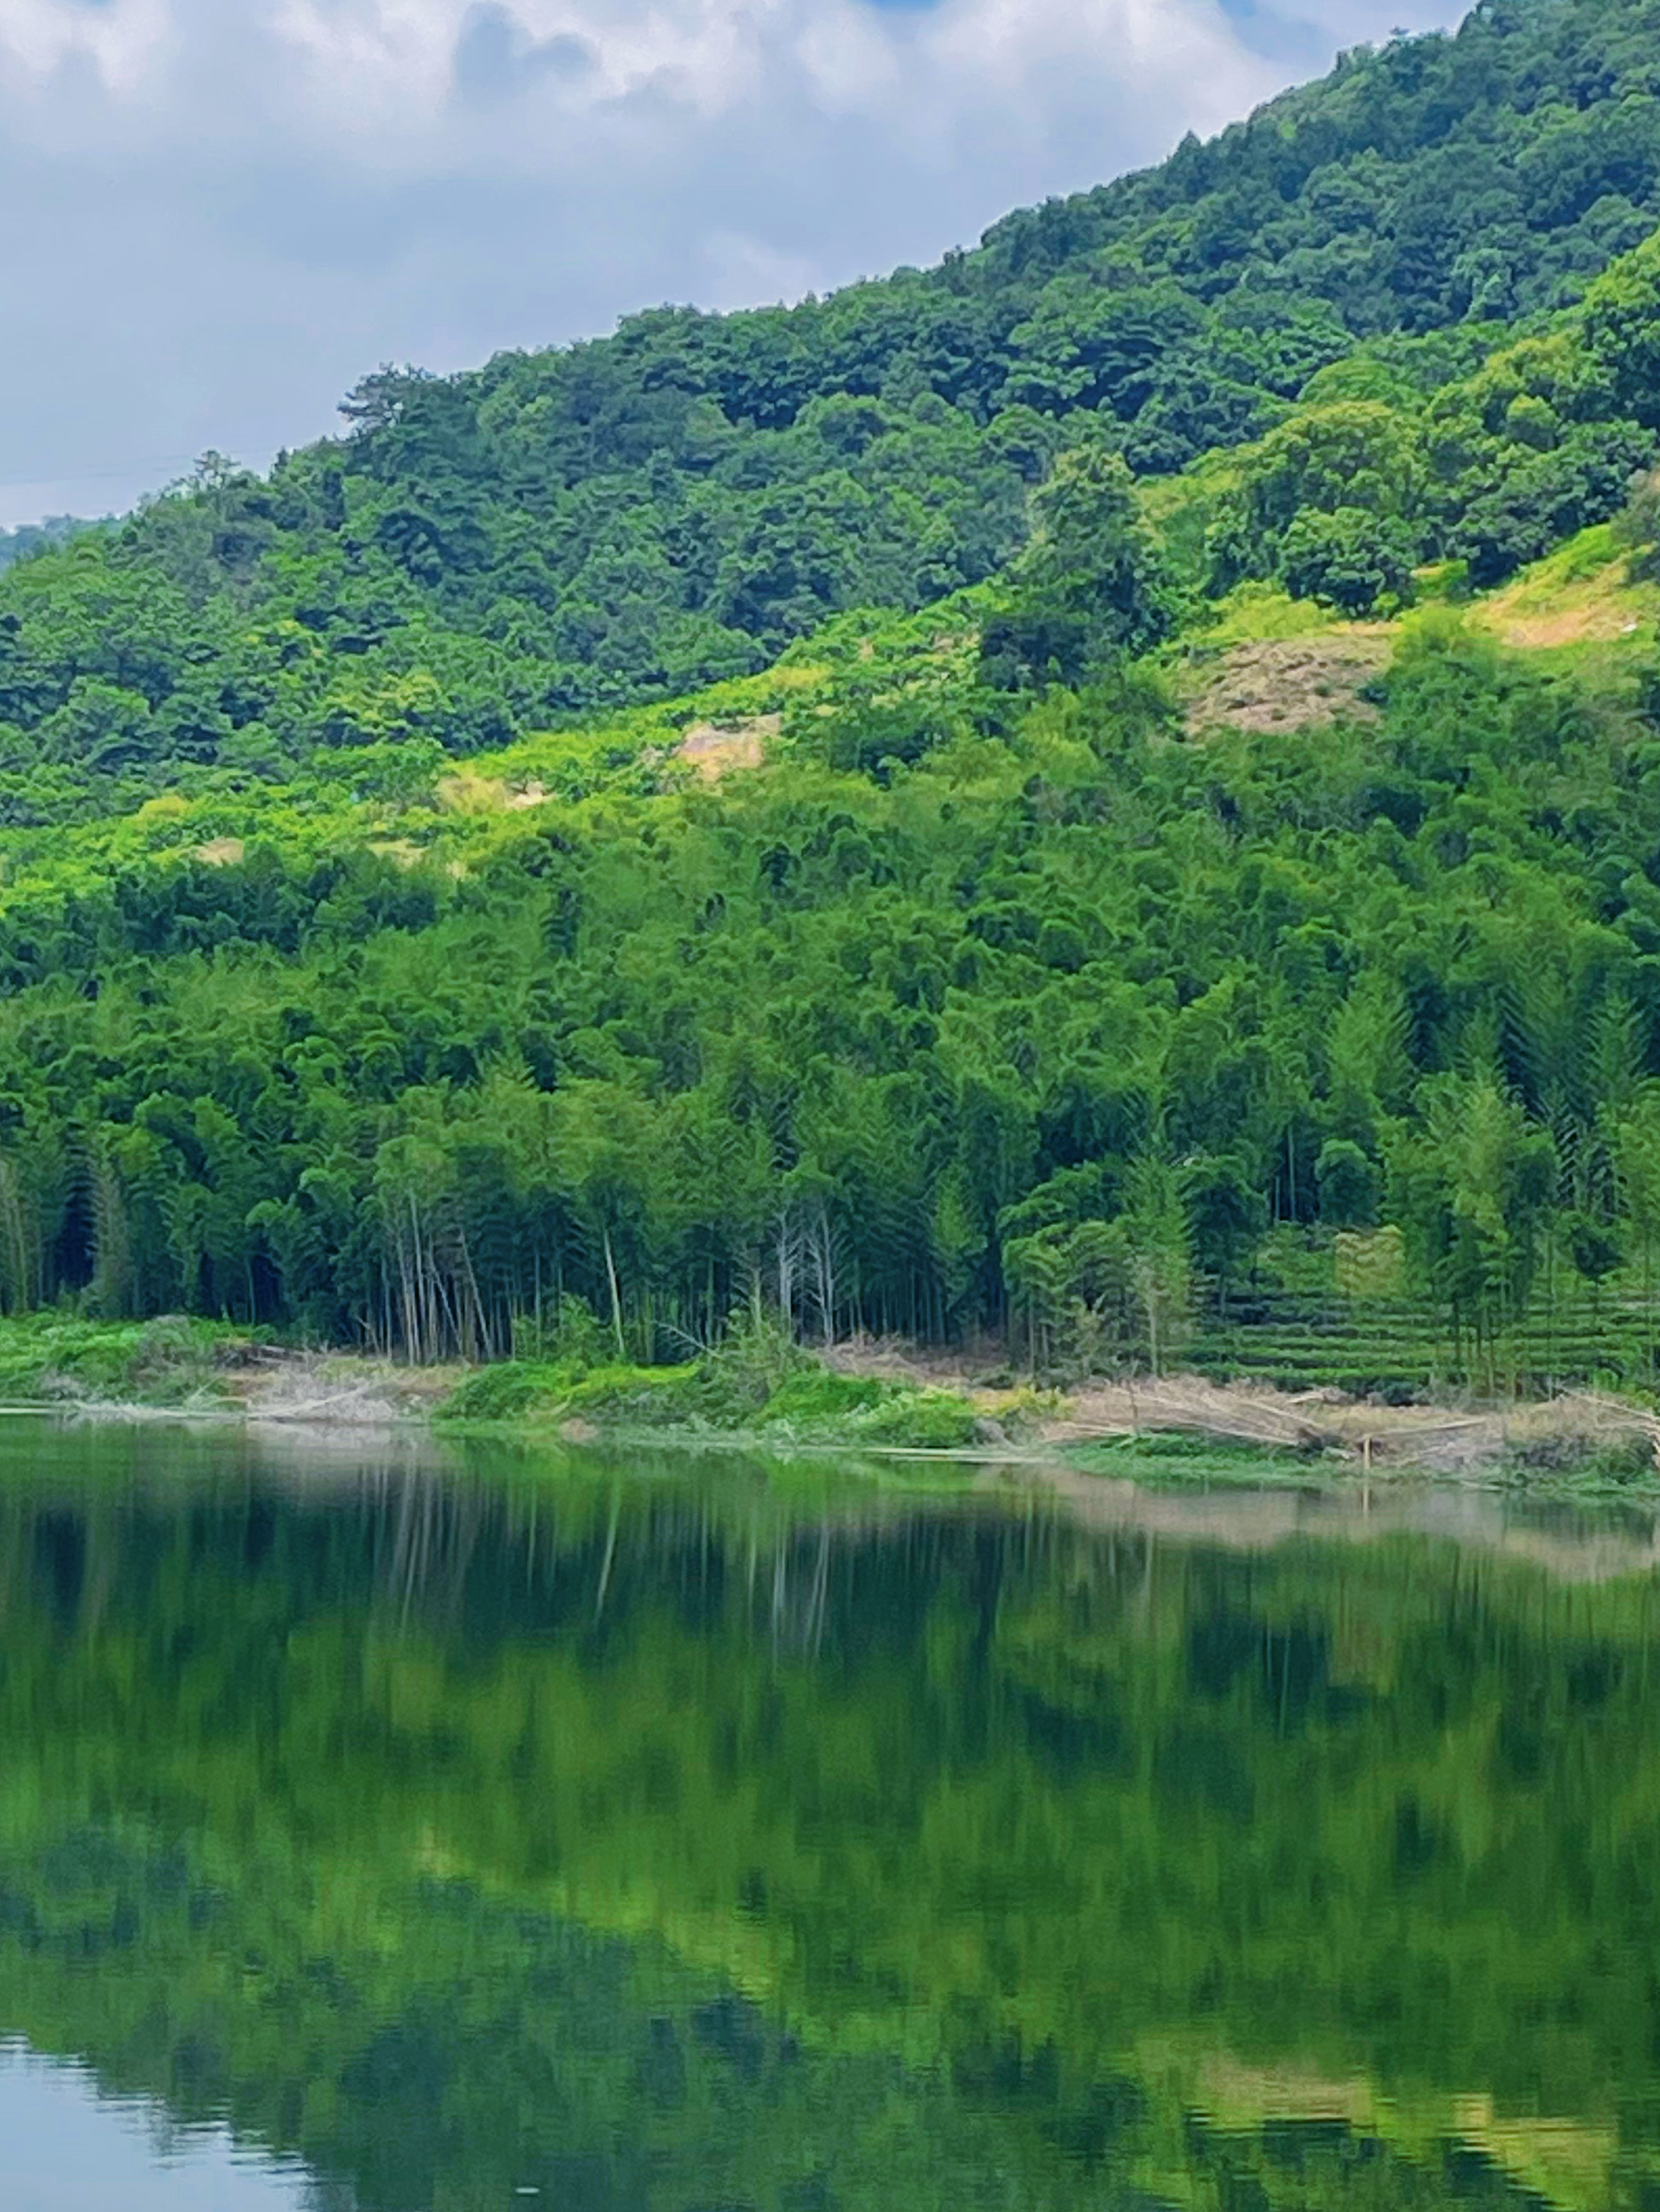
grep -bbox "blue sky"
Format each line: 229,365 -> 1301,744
0,0 -> 1462,524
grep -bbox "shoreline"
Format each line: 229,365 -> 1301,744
4,1313 -> 1658,1492
11,1359 -> 1660,1500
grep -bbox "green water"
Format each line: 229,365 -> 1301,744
4,1424 -> 1660,2209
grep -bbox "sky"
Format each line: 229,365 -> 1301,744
0,2046 -> 310,2210
0,0 -> 1464,527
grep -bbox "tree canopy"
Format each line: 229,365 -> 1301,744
1,0 -> 1659,804
0,0 -> 1657,1384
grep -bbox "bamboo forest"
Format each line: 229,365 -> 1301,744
3,1 -> 1660,1390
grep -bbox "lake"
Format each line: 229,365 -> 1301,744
2,1421 -> 1659,2210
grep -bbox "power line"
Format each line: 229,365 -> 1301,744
0,454 -> 224,494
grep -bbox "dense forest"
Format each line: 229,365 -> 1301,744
3,0 -> 1660,1382
6,0 -> 1660,810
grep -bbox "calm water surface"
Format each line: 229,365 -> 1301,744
3,1421 -> 1660,2210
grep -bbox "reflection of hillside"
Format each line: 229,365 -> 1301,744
1014,1464 -> 1660,1584
1141,2046 -> 1620,2212
69,1410 -> 1660,1588
2,1430 -> 1660,2208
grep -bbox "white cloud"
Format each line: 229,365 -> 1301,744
0,0 -> 171,95
0,0 -> 1461,524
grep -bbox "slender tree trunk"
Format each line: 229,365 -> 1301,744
603,1227 -> 626,1361
457,1228 -> 489,1361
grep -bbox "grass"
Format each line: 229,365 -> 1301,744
0,1319 -> 984,1459
1468,523 -> 1658,657
0,1313 -> 258,1409
1197,583 -> 1350,646
432,1358 -> 702,1425
432,1344 -> 986,1453
1063,1430 -> 1335,1488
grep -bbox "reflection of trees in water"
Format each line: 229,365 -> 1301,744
2,1447 -> 1660,2208
213,1446 -> 1105,1653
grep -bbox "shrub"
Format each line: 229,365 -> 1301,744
853,1390 -> 982,1450
1616,468 -> 1660,584
755,1370 -> 888,1427
1279,507 -> 1420,617
436,1361 -> 563,1421
511,1294 -> 607,1370
1507,1429 -> 1656,1487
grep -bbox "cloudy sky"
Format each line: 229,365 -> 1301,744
0,0 -> 1462,526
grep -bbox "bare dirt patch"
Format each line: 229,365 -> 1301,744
438,771 -> 534,814
1470,552 -> 1656,650
1486,605 -> 1642,648
1476,595 -> 1650,649
1185,634 -> 1393,736
675,714 -> 779,782
229,1348 -> 459,1427
1053,1375 -> 1660,1475
828,1336 -> 1660,1477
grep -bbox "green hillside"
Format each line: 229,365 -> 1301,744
1,0 -> 1660,1388
4,0 -> 1660,812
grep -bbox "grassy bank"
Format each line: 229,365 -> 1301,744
0,1313 -> 1001,1455
431,1332 -> 1000,1454
5,1313 -> 1660,1496
0,1314 -> 262,1412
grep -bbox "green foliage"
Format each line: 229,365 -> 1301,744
980,444 -> 1180,687
1316,1139 -> 1381,1229
435,1359 -> 559,1421
851,1388 -> 982,1449
436,1358 -> 706,1425
1279,505 -> 1420,617
0,3 -> 1656,1390
1584,224 -> 1660,430
2,584 -> 1660,1388
431,1327 -> 982,1448
0,1314 -> 253,1406
742,1364 -> 981,1448
752,1367 -> 889,1427
1617,466 -> 1660,583
511,1291 -> 610,1369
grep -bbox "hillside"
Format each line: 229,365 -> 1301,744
1,0 -> 1659,1393
2,0 -> 1659,820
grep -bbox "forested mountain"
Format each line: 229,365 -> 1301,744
1,0 -> 1659,1379
2,0 -> 1659,812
